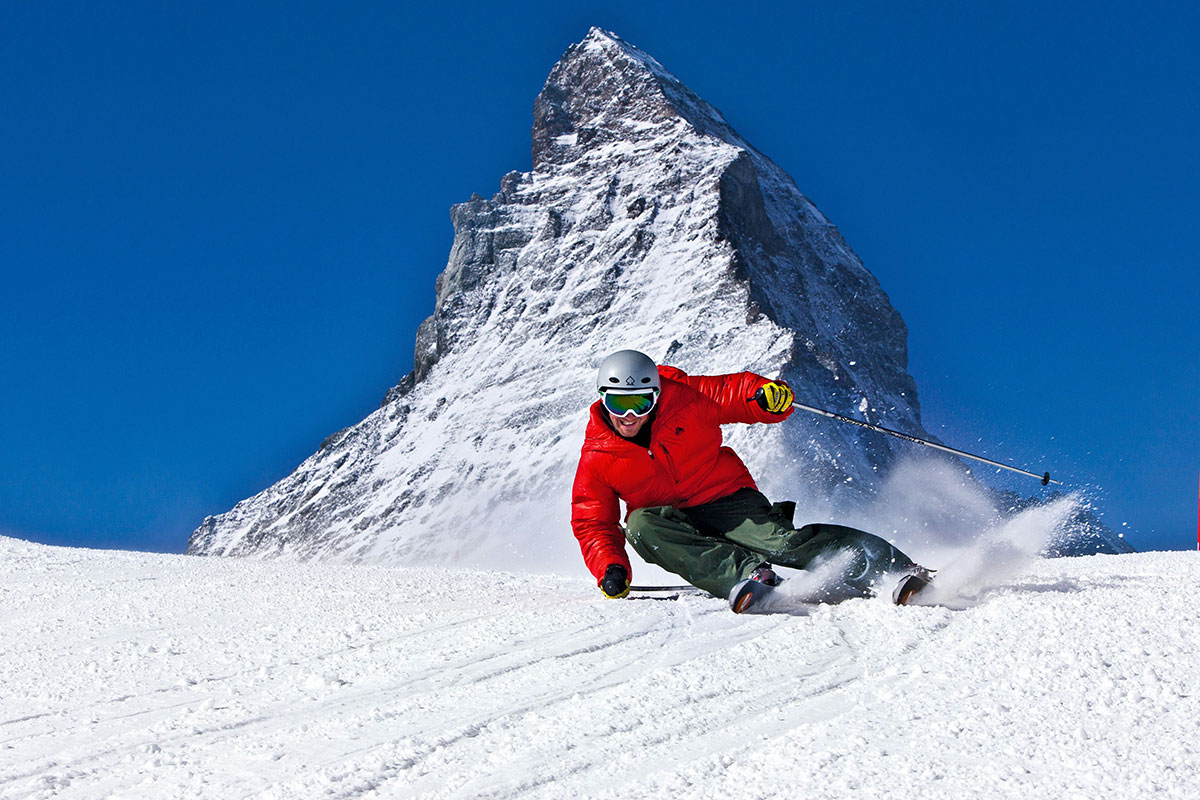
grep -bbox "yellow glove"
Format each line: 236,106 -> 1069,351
754,381 -> 794,414
600,564 -> 630,599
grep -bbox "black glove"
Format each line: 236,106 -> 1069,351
600,564 -> 630,599
754,381 -> 794,414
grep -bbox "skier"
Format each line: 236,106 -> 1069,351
571,349 -> 933,612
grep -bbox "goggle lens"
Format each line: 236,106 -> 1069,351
602,391 -> 658,417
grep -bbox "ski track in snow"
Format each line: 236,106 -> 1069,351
1,536 -> 1198,799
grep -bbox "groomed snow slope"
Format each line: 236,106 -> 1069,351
1,535 -> 1197,799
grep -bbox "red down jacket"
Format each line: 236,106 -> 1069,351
571,365 -> 793,583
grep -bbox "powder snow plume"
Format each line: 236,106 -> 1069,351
915,495 -> 1083,608
750,455 -> 1086,609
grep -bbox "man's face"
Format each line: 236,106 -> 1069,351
608,410 -> 650,439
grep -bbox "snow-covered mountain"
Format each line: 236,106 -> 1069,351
188,28 -> 937,565
3,534 -> 1196,798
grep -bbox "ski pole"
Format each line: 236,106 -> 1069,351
629,585 -> 694,592
789,400 -> 1062,486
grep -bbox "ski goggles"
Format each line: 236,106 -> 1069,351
600,389 -> 659,418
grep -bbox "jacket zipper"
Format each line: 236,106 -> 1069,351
652,443 -> 681,485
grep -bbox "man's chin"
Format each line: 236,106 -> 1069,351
615,420 -> 642,436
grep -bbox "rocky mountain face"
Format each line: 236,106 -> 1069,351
189,29 -> 989,567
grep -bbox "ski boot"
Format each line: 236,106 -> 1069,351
892,566 -> 935,606
729,564 -> 781,614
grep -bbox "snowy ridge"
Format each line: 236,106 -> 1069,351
189,29 -> 931,565
3,535 -> 1197,798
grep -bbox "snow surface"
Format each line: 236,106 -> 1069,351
2,534 -> 1197,799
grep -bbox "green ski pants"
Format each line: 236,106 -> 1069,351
624,488 -> 918,600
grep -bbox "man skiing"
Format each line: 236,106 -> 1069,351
571,349 -> 932,612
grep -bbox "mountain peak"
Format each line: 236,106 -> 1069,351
575,28 -> 663,75
580,26 -> 630,51
532,29 -> 737,168
190,29 -> 930,565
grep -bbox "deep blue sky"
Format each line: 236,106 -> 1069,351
3,1 -> 1197,553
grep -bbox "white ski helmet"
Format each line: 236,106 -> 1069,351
596,349 -> 660,394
